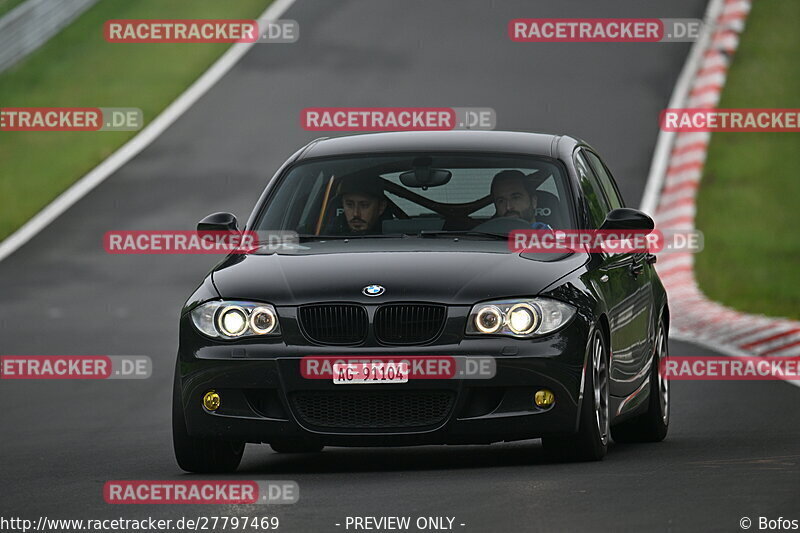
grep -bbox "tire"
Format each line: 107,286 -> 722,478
172,363 -> 245,473
270,441 -> 324,454
611,316 -> 670,443
542,327 -> 609,461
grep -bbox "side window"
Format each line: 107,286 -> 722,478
585,151 -> 624,209
575,150 -> 610,228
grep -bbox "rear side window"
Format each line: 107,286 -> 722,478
584,151 -> 624,209
575,150 -> 610,228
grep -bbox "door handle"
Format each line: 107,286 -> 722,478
630,260 -> 645,276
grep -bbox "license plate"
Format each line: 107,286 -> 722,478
332,362 -> 409,384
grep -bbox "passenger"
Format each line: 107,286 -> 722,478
490,170 -> 552,229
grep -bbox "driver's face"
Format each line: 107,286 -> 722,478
493,179 -> 536,221
342,193 -> 386,233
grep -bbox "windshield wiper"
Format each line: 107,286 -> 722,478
417,230 -> 508,240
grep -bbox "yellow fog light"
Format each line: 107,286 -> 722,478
203,390 -> 221,411
534,389 -> 555,407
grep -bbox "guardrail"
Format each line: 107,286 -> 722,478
0,0 -> 99,73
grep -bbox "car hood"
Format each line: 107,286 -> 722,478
211,240 -> 588,306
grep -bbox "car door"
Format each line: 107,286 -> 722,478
575,149 -> 653,397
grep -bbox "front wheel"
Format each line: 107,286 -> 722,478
542,327 -> 609,461
172,363 -> 245,473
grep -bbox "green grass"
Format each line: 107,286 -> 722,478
0,0 -> 27,18
0,0 -> 270,240
695,0 -> 800,320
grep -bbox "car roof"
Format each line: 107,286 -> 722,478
298,130 -> 581,160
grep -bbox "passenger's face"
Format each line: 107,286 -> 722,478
342,193 -> 386,232
493,179 -> 536,221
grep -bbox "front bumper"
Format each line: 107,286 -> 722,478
176,312 -> 590,446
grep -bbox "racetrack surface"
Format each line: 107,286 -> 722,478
1,1 -> 798,531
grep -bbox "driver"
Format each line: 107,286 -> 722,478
337,175 -> 388,235
490,170 -> 552,229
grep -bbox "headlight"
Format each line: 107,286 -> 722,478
475,306 -> 503,333
507,303 -> 538,334
218,305 -> 248,336
466,298 -> 575,338
249,306 -> 278,335
191,301 -> 281,339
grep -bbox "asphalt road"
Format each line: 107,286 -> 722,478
1,1 -> 798,531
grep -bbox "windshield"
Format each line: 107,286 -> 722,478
254,153 -> 574,240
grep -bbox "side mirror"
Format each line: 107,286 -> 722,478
197,212 -> 238,232
599,208 -> 654,232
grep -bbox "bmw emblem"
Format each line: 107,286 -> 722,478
362,284 -> 385,297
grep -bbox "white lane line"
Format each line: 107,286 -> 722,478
0,0 -> 298,264
639,0 -> 725,217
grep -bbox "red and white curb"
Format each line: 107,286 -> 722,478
642,0 -> 800,369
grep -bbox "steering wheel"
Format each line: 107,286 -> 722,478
471,216 -> 532,233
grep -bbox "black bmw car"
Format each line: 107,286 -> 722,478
173,130 -> 670,473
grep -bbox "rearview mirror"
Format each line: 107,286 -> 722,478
399,157 -> 452,188
399,168 -> 452,188
599,208 -> 654,232
197,212 -> 238,232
